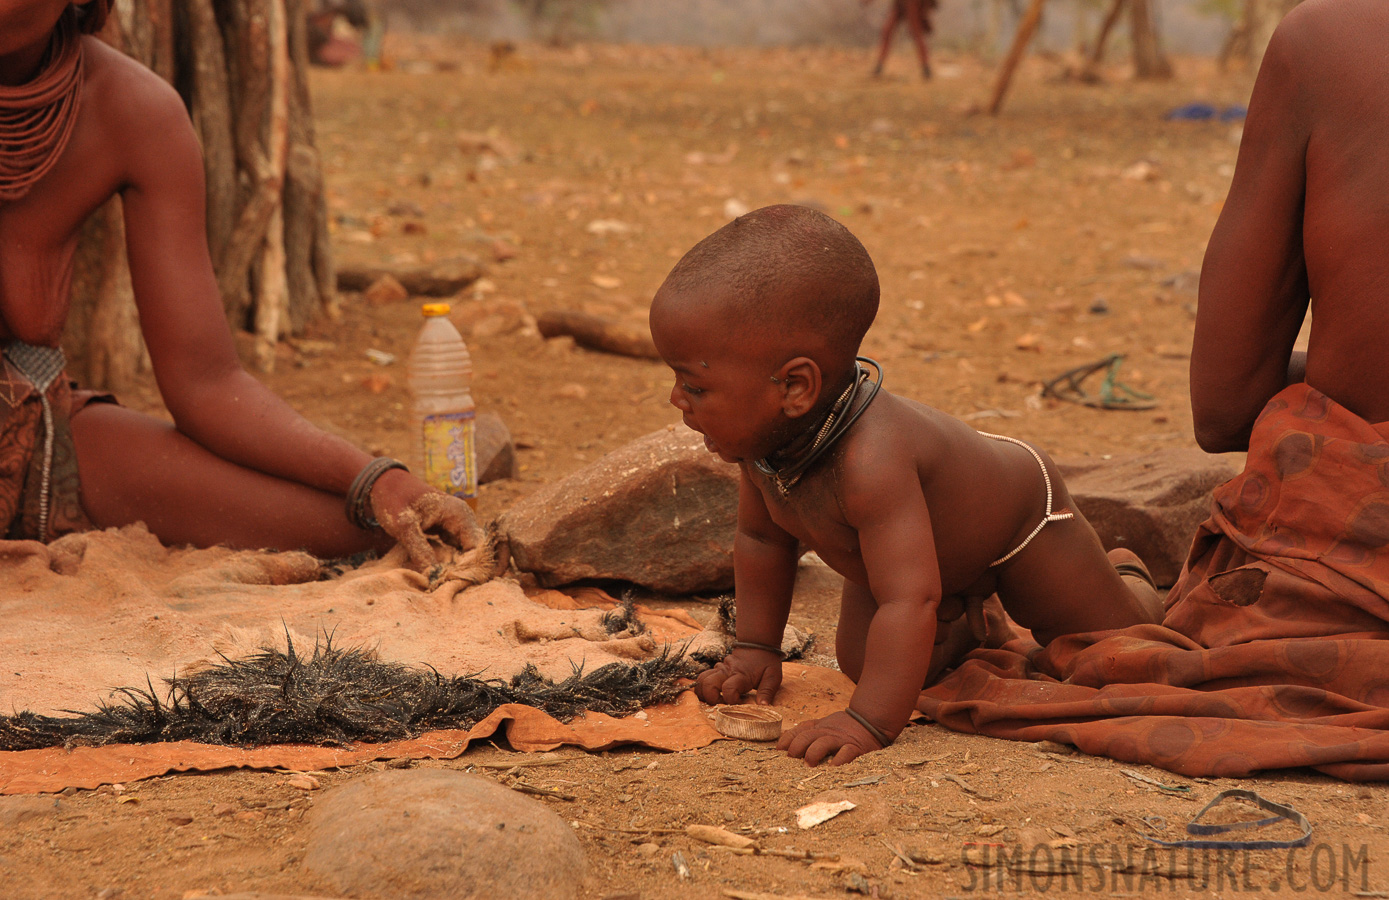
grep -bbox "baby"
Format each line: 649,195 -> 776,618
649,205 -> 1162,766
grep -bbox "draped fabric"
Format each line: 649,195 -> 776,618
919,384 -> 1389,781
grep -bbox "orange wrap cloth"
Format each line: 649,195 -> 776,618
919,384 -> 1389,781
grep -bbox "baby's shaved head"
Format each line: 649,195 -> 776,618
656,205 -> 879,368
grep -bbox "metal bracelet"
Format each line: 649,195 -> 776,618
345,457 -> 409,530
844,706 -> 893,748
730,640 -> 785,659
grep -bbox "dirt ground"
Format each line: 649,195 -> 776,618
4,37 -> 1384,900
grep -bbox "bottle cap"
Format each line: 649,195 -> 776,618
421,302 -> 451,317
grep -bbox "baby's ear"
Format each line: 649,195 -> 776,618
777,357 -> 822,418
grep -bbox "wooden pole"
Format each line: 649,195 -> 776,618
985,0 -> 1046,115
253,0 -> 291,373
1079,0 -> 1125,82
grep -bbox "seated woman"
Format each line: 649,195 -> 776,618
0,0 -> 479,567
1170,0 -> 1389,643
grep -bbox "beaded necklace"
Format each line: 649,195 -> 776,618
0,16 -> 84,205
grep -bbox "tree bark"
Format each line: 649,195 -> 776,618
67,0 -> 335,387
1129,0 -> 1173,80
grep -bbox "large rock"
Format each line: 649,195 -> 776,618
303,770 -> 585,900
499,425 -> 739,594
1058,448 -> 1239,587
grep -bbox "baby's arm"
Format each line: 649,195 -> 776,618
696,472 -> 799,705
779,444 -> 941,766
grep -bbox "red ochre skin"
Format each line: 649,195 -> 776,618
0,1 -> 480,565
1191,0 -> 1389,452
650,282 -> 1162,769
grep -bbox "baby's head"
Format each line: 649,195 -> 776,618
649,204 -> 879,463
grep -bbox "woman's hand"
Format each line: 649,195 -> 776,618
369,468 -> 484,570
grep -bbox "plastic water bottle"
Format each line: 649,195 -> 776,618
406,302 -> 477,507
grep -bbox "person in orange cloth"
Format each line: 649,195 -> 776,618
0,0 -> 479,566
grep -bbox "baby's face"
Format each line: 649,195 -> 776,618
650,294 -> 786,464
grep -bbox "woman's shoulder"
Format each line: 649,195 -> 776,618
80,37 -> 189,130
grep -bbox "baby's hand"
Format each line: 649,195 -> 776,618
696,646 -> 783,705
777,710 -> 886,767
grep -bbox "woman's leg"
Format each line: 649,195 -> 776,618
72,403 -> 390,558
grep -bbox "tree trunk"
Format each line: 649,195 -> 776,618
66,0 -> 335,387
1129,0 -> 1173,80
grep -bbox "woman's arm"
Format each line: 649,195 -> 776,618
107,58 -> 478,560
1190,23 -> 1313,453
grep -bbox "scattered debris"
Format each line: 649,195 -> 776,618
795,799 -> 855,829
671,851 -> 692,879
714,706 -> 783,742
686,824 -> 756,849
938,772 -> 996,800
364,348 -> 395,366
1120,768 -> 1191,794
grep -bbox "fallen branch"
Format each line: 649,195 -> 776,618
537,310 -> 660,359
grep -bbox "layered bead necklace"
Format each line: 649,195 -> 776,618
0,15 -> 84,204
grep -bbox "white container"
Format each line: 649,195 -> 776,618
406,302 -> 477,506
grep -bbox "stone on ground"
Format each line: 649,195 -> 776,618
476,411 -> 518,484
1058,447 -> 1238,586
0,795 -> 63,827
498,425 -> 739,593
303,769 -> 585,900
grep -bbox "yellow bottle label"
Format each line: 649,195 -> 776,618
421,410 -> 477,499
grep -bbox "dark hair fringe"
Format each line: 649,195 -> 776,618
0,632 -> 701,752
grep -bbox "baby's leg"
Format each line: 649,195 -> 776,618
72,403 -> 390,558
995,475 -> 1163,645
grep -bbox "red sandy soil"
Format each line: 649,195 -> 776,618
4,38 -> 1383,900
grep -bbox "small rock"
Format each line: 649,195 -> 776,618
303,769 -> 585,900
476,412 -> 518,484
498,427 -> 740,593
211,803 -> 237,817
168,815 -> 194,826
1089,297 -> 1110,315
556,383 -> 588,400
0,795 -> 62,827
286,775 -> 321,791
361,373 -> 393,394
234,810 -> 266,823
637,842 -> 661,858
491,239 -> 518,262
364,274 -> 409,307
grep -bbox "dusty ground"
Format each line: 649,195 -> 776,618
4,37 -> 1385,900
